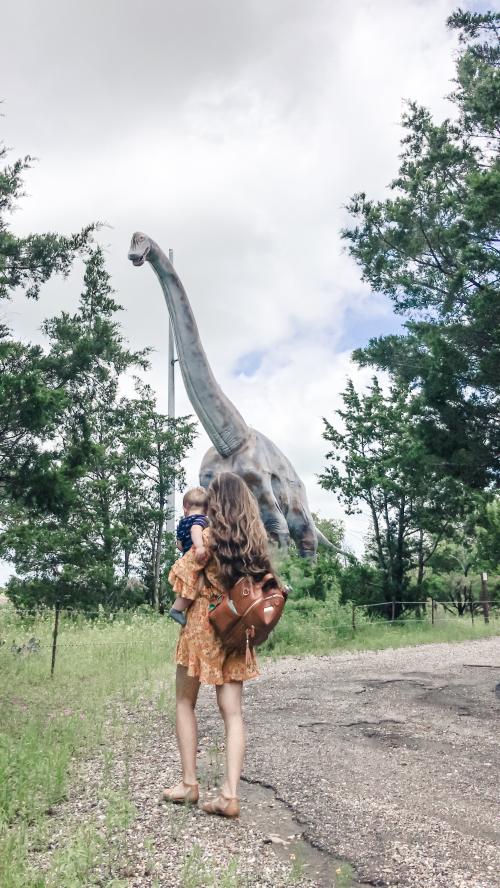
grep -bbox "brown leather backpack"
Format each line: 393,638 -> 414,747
208,573 -> 287,666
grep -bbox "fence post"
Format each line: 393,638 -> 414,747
431,598 -> 435,626
391,598 -> 396,623
351,603 -> 356,633
50,602 -> 61,678
470,596 -> 475,625
480,572 -> 490,624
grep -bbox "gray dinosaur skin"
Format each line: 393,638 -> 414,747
128,232 -> 330,557
199,431 -> 317,556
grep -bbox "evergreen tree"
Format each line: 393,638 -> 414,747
2,250 -> 195,611
0,144 -> 95,303
342,11 -> 500,487
0,141 -> 95,507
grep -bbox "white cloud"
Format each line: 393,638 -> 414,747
0,0 -> 460,583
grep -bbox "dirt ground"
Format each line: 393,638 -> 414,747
227,637 -> 500,888
36,637 -> 500,887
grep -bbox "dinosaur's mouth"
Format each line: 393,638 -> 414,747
129,243 -> 150,266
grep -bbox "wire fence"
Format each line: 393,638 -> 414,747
351,598 -> 498,631
1,595 -> 498,677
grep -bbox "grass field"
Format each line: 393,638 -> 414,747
0,608 -> 176,887
1,601 -> 498,886
261,595 -> 500,656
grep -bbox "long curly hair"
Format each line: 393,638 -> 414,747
207,472 -> 273,589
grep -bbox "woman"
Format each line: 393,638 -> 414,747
162,472 -> 274,818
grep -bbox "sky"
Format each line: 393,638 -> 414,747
0,0 -> 467,580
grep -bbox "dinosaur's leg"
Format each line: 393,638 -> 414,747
263,506 -> 290,550
199,450 -> 290,549
288,504 -> 318,558
257,489 -> 290,550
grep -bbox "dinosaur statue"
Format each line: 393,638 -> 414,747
128,232 -> 331,557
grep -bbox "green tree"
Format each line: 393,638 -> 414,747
343,11 -> 500,487
2,248 -> 143,608
423,494 -> 500,612
0,141 -> 95,507
476,499 -> 500,606
277,550 -> 335,602
311,513 -> 345,551
0,337 -> 66,509
476,497 -> 500,571
0,144 -> 95,303
116,381 -> 196,610
319,378 -> 469,612
338,560 -> 385,609
425,509 -> 481,614
2,250 -> 196,612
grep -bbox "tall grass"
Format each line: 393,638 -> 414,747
261,595 -> 499,657
0,606 -> 178,887
1,598 -> 497,885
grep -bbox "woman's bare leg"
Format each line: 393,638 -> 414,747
216,681 -> 244,798
175,665 -> 200,785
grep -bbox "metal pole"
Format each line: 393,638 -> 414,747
50,603 -> 60,678
480,572 -> 490,624
166,248 -> 176,536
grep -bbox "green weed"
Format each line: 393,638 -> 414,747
218,858 -> 244,888
206,740 -> 224,790
288,850 -> 305,882
1,600 -> 497,887
0,606 -> 177,887
167,801 -> 190,842
334,862 -> 354,887
143,836 -> 156,878
44,822 -> 104,888
181,845 -> 243,888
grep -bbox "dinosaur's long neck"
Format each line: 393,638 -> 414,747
148,242 -> 249,457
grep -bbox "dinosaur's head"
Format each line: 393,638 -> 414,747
128,231 -> 151,266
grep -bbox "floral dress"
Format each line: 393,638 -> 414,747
168,528 -> 259,685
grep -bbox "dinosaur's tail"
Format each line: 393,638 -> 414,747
315,528 -> 353,560
315,528 -> 334,549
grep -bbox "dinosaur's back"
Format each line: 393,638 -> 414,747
199,428 -> 317,555
200,429 -> 305,505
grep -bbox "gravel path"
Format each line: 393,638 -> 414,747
32,701 -> 314,887
228,637 -> 499,888
33,637 -> 500,887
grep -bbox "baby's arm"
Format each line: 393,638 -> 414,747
191,524 -> 206,563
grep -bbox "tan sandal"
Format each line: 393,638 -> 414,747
202,793 -> 240,818
161,781 -> 199,805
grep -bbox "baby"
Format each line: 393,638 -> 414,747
168,487 -> 209,626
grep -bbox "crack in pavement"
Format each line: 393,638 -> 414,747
240,775 -> 369,888
236,638 -> 500,888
